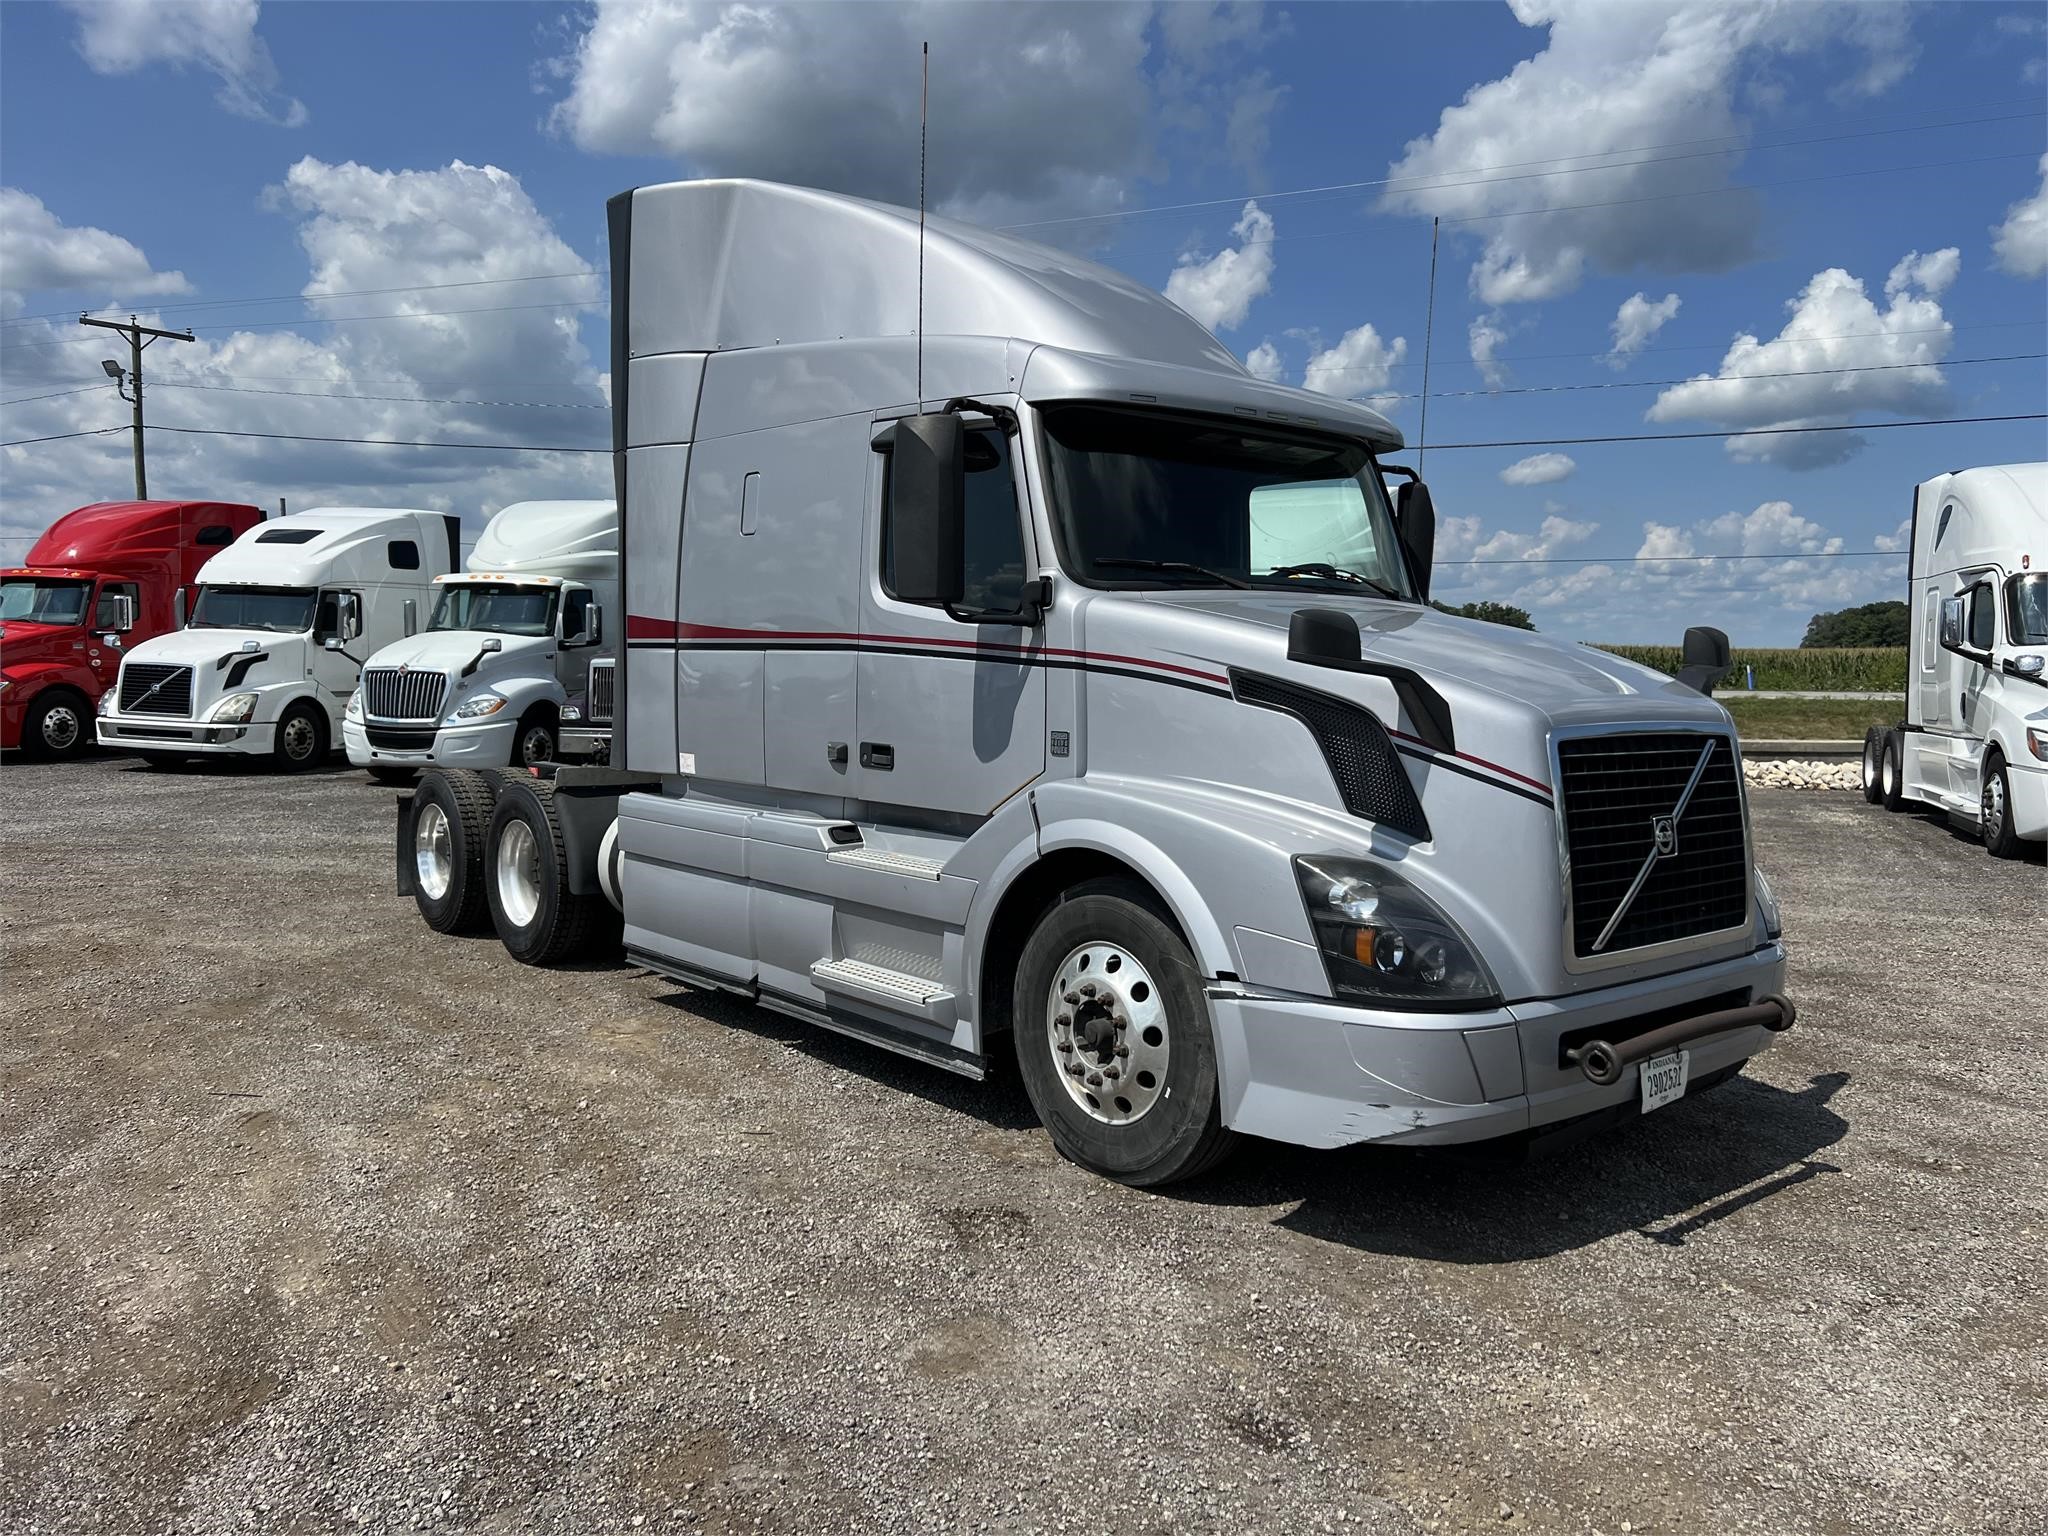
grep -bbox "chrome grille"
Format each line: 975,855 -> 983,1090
1556,731 -> 1748,960
362,667 -> 447,721
587,657 -> 615,725
118,663 -> 193,717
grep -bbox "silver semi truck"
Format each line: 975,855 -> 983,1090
395,179 -> 1793,1186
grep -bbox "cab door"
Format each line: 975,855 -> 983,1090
853,414 -> 1045,818
310,588 -> 365,716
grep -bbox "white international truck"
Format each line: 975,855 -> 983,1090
343,499 -> 616,781
98,508 -> 458,770
391,179 -> 1795,1186
1862,462 -> 2047,857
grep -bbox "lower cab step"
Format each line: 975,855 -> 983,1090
810,957 -> 953,1017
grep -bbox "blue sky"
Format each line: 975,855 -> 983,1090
2,0 -> 2043,643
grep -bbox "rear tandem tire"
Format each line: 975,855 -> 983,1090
409,768 -> 495,934
484,778 -> 614,966
1879,731 -> 1907,812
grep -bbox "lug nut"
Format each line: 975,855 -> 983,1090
1065,1061 -> 1083,1077
1079,982 -> 1098,998
1055,1013 -> 1071,1029
1104,1066 -> 1120,1080
1085,1072 -> 1103,1087
1063,991 -> 1081,1006
1114,1044 -> 1129,1058
1055,1040 -> 1072,1055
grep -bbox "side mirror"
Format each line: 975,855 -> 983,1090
1396,480 -> 1436,603
885,413 -> 966,606
101,593 -> 136,633
583,604 -> 602,647
173,589 -> 187,628
1938,596 -> 1965,651
337,591 -> 363,642
481,636 -> 503,655
1674,625 -> 1732,696
323,637 -> 343,652
403,599 -> 418,638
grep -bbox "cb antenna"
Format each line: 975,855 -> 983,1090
917,38 -> 928,401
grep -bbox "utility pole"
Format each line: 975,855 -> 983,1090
1417,216 -> 1439,475
78,313 -> 193,499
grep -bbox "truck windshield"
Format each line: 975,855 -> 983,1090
190,585 -> 317,633
2010,574 -> 2048,645
428,583 -> 557,637
0,578 -> 91,626
1040,405 -> 1414,599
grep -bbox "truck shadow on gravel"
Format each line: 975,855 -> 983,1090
110,755 -> 363,779
660,981 -> 1852,1260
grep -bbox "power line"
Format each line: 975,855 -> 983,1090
144,424 -> 609,453
1001,100 -> 2048,231
1305,351 -> 2046,390
1389,319 -> 2046,375
0,384 -> 110,407
4,296 -> 607,351
1423,413 -> 2045,451
1,426 -> 124,449
1439,549 -> 1905,567
150,380 -> 609,409
2,269 -> 605,329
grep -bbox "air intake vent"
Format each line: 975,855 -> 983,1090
587,657 -> 615,725
1556,732 -> 1748,959
118,663 -> 193,717
362,667 -> 447,721
1231,670 -> 1429,842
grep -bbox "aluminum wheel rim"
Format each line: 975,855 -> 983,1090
280,714 -> 317,761
41,705 -> 80,752
1984,772 -> 2005,839
496,817 -> 541,929
1045,940 -> 1169,1126
1882,750 -> 1897,796
414,802 -> 454,901
519,726 -> 553,767
1862,739 -> 1878,791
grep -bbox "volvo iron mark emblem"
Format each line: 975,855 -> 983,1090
1652,813 -> 1678,858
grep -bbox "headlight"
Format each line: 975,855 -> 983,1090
0,676 -> 12,694
451,694 -> 508,719
1293,857 -> 1500,1008
1754,865 -> 1782,940
98,690 -> 116,716
208,691 -> 258,723
344,689 -> 362,721
2029,727 -> 2048,764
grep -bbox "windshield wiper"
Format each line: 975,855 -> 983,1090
1096,558 -> 1252,590
1262,562 -> 1404,601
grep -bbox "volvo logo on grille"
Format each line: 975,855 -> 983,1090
1651,814 -> 1678,858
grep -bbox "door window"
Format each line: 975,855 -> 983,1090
563,587 -> 594,640
1967,583 -> 1997,651
196,525 -> 236,546
388,539 -> 420,570
93,581 -> 139,630
882,425 -> 1026,611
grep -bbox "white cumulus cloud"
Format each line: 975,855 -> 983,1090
1645,253 -> 1953,468
1163,200 -> 1274,332
1468,310 -> 1512,389
1244,340 -> 1284,382
1992,152 -> 2048,279
547,1 -> 1279,226
1607,290 -> 1679,367
63,0 -> 305,126
1301,323 -> 1408,413
1377,1 -> 1916,306
1499,452 -> 1577,486
0,190 -> 192,318
1883,247 -> 1959,298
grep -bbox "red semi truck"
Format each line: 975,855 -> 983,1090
1,499 -> 265,757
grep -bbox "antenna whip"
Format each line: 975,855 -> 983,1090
917,39 -> 929,401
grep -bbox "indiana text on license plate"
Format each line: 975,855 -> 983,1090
1639,1049 -> 1691,1113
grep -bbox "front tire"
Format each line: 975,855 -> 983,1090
1982,753 -> 2025,859
410,768 -> 494,933
1011,879 -> 1235,1187
484,779 -> 612,965
273,701 -> 329,772
514,711 -> 557,770
23,691 -> 92,759
1861,726 -> 1886,806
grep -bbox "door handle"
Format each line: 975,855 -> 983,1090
860,742 -> 894,770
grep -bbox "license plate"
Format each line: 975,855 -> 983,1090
1639,1049 -> 1691,1114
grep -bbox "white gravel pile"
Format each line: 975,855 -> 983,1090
1745,757 -> 1859,791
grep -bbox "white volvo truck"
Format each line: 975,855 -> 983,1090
344,499 -> 616,781
98,508 -> 458,769
392,180 -> 1794,1186
1863,462 -> 2047,856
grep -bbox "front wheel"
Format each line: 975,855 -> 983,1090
23,691 -> 92,759
1011,879 -> 1235,1187
273,701 -> 329,772
514,712 -> 557,770
1982,754 -> 2025,859
1860,727 -> 1886,806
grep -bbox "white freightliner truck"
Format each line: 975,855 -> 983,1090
393,180 -> 1795,1186
1861,462 -> 2047,856
99,508 -> 458,770
344,499 -> 617,781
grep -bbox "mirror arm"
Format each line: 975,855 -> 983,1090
945,577 -> 1051,627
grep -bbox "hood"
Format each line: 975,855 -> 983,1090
363,629 -> 552,679
1,619 -> 80,660
123,627 -> 304,669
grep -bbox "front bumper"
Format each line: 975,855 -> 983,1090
2005,758 -> 2048,840
343,714 -> 517,768
97,712 -> 274,755
1210,941 -> 1790,1149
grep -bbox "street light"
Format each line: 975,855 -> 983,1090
100,358 -> 123,379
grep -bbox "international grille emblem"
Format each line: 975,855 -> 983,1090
1651,814 -> 1678,858
398,664 -> 409,675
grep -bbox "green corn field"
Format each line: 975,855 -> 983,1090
1592,645 -> 1907,692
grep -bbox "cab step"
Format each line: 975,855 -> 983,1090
810,957 -> 953,1018
824,847 -> 947,880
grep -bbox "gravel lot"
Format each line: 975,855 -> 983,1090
3,754 -> 2043,1536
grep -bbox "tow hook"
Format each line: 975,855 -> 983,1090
1567,994 -> 1797,1087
